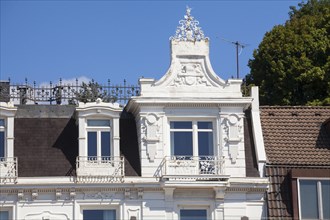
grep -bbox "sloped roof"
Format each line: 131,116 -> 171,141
260,106 -> 330,166
266,166 -> 293,219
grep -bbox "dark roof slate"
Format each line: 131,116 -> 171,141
244,109 -> 260,177
260,106 -> 330,166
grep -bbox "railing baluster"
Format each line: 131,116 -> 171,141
163,155 -> 225,177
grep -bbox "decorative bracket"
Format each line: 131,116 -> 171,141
69,188 -> 76,200
164,188 -> 175,201
214,186 -> 227,200
55,189 -> 62,200
142,113 -> 160,162
222,114 -> 243,163
18,190 -> 24,201
32,189 -> 38,200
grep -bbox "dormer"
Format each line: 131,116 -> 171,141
75,99 -> 123,182
127,8 -> 254,179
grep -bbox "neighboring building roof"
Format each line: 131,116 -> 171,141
260,106 -> 330,166
260,106 -> 330,219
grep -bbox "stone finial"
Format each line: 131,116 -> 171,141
170,6 -> 208,42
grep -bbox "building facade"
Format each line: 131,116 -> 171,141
0,8 -> 269,220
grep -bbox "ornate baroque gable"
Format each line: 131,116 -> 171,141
139,7 -> 242,99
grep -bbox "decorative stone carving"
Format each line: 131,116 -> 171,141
164,188 -> 175,201
138,188 -> 143,199
18,190 -> 24,201
32,189 -> 38,200
221,114 -> 243,163
141,113 -> 160,162
171,63 -> 210,87
127,208 -> 140,220
55,189 -> 62,200
170,6 -> 207,42
24,211 -> 69,220
84,191 -> 115,200
125,188 -> 142,200
69,188 -> 76,200
125,188 -> 131,199
214,186 -> 226,200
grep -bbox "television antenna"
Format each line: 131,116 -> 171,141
218,37 -> 249,79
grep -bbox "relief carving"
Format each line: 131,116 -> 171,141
141,113 -> 161,162
171,63 -> 210,86
127,208 -> 140,220
84,191 -> 115,200
24,211 -> 69,220
125,188 -> 143,200
221,114 -> 243,163
55,189 -> 62,200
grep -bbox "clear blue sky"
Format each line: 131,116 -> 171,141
1,0 -> 300,86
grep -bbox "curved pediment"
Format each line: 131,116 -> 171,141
139,40 -> 242,98
154,47 -> 226,88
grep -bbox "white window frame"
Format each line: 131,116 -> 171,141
0,207 -> 13,220
86,119 -> 112,158
0,103 -> 16,159
297,178 -> 330,220
0,118 -> 6,158
80,205 -> 119,220
169,119 -> 216,157
176,204 -> 211,220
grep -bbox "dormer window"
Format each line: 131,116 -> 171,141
75,100 -> 123,182
87,119 -> 111,159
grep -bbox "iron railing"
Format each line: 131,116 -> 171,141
162,155 -> 225,176
0,78 -> 140,105
0,157 -> 18,183
76,156 -> 124,183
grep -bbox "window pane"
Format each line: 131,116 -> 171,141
104,210 -> 116,220
84,210 -> 103,220
87,120 -> 110,127
198,132 -> 213,156
198,122 -> 212,129
321,180 -> 330,219
88,132 -> 97,157
0,132 -> 4,158
171,132 -> 193,156
0,211 -> 9,220
83,210 -> 116,220
180,210 -> 207,220
101,132 -> 111,157
170,122 -> 192,129
0,119 -> 4,127
300,180 -> 319,219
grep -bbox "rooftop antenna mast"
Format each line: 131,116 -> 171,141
219,37 -> 249,79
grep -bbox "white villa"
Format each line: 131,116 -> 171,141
0,8 -> 268,220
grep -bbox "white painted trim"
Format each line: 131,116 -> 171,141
0,103 -> 17,159
250,87 -> 266,177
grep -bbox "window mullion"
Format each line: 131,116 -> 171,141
192,121 -> 198,157
97,131 -> 101,158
